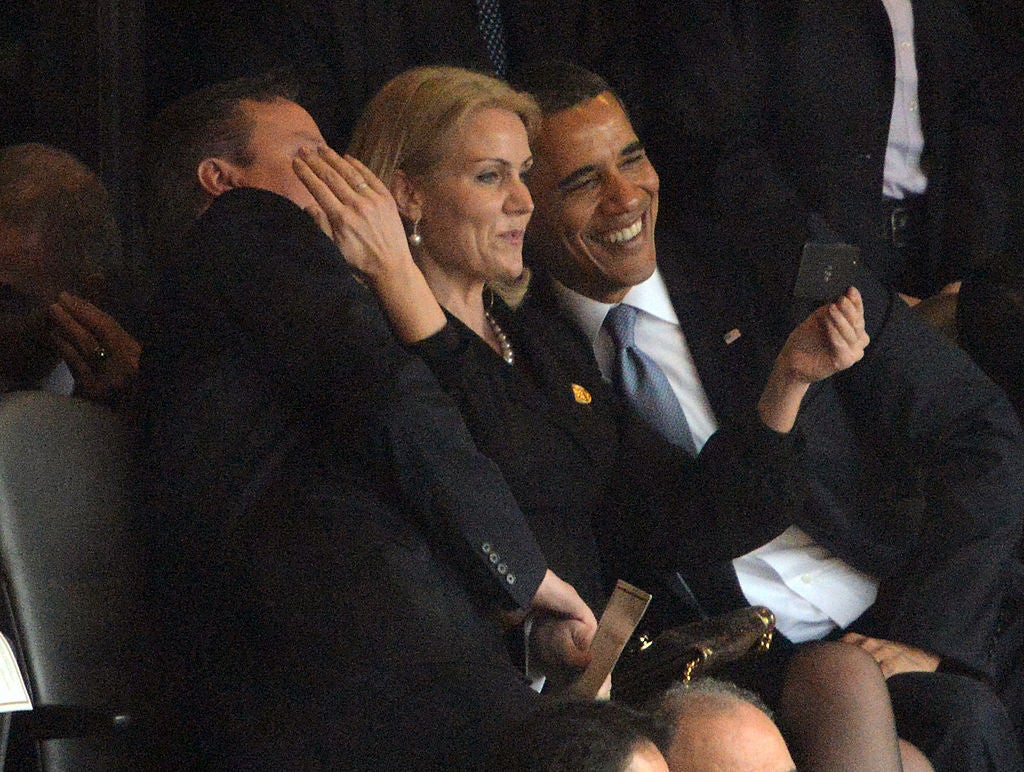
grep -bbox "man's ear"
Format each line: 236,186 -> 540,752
196,157 -> 243,198
390,170 -> 425,223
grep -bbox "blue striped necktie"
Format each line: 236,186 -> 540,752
604,303 -> 697,455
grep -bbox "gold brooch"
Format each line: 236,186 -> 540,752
571,383 -> 592,404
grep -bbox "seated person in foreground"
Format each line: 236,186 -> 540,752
653,678 -> 795,772
136,73 -> 600,767
510,60 -> 1024,769
0,143 -> 140,404
298,64 -> 915,769
653,672 -> 933,772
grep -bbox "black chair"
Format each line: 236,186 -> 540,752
0,391 -> 152,770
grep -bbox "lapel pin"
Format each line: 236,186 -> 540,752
723,328 -> 741,345
571,383 -> 592,405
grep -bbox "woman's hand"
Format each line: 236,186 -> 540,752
526,570 -> 599,690
841,632 -> 940,678
47,292 -> 141,405
758,287 -> 869,432
293,146 -> 446,342
499,569 -> 599,681
293,146 -> 412,286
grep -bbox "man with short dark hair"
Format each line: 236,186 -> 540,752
514,62 -> 1024,770
495,700 -> 672,772
138,75 -> 598,766
141,72 -> 309,259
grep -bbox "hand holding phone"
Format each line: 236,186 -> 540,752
793,242 -> 861,305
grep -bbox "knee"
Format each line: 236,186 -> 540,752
779,640 -> 890,723
785,640 -> 881,694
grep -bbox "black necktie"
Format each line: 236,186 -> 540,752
475,0 -> 509,78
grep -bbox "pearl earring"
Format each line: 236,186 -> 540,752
408,218 -> 423,247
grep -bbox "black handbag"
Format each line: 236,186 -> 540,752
611,606 -> 776,705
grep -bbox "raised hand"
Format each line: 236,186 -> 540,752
758,287 -> 869,433
293,146 -> 411,285
779,287 -> 870,385
293,146 -> 446,343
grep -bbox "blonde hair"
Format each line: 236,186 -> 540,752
347,66 -> 540,187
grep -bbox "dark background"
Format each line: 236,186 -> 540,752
2,1 -> 1021,274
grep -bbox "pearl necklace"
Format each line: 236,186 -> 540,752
484,310 -> 515,366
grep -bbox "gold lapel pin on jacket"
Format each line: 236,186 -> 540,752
571,383 -> 592,404
723,328 -> 741,345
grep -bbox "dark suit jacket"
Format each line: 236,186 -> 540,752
681,252 -> 1024,675
412,310 -> 613,611
413,286 -> 813,631
727,0 -> 1008,298
137,189 -> 547,765
527,250 -> 1024,680
642,0 -> 1008,301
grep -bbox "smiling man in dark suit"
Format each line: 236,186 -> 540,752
514,62 -> 1024,771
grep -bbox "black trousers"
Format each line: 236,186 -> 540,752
889,671 -> 1023,771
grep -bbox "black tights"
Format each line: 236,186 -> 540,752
778,641 -> 930,771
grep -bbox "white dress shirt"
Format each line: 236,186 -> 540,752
553,270 -> 879,642
731,525 -> 878,642
881,0 -> 928,199
553,270 -> 719,450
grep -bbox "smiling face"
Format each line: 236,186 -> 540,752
406,107 -> 534,296
527,92 -> 659,303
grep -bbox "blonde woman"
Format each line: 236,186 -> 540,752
295,66 -> 917,770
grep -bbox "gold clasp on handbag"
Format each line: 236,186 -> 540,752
682,646 -> 713,682
755,607 -> 776,653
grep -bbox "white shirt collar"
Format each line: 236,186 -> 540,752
621,270 -> 680,326
551,268 -> 679,341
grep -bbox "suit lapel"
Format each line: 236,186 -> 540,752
512,284 -> 623,468
659,263 -> 768,420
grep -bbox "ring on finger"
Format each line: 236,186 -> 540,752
353,180 -> 370,191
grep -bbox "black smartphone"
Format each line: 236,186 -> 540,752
792,242 -> 861,305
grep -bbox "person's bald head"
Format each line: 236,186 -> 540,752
655,680 -> 795,772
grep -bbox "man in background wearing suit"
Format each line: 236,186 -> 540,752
515,62 -> 1024,770
0,143 -> 140,404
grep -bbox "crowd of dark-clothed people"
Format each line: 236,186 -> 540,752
2,0 -> 1024,769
